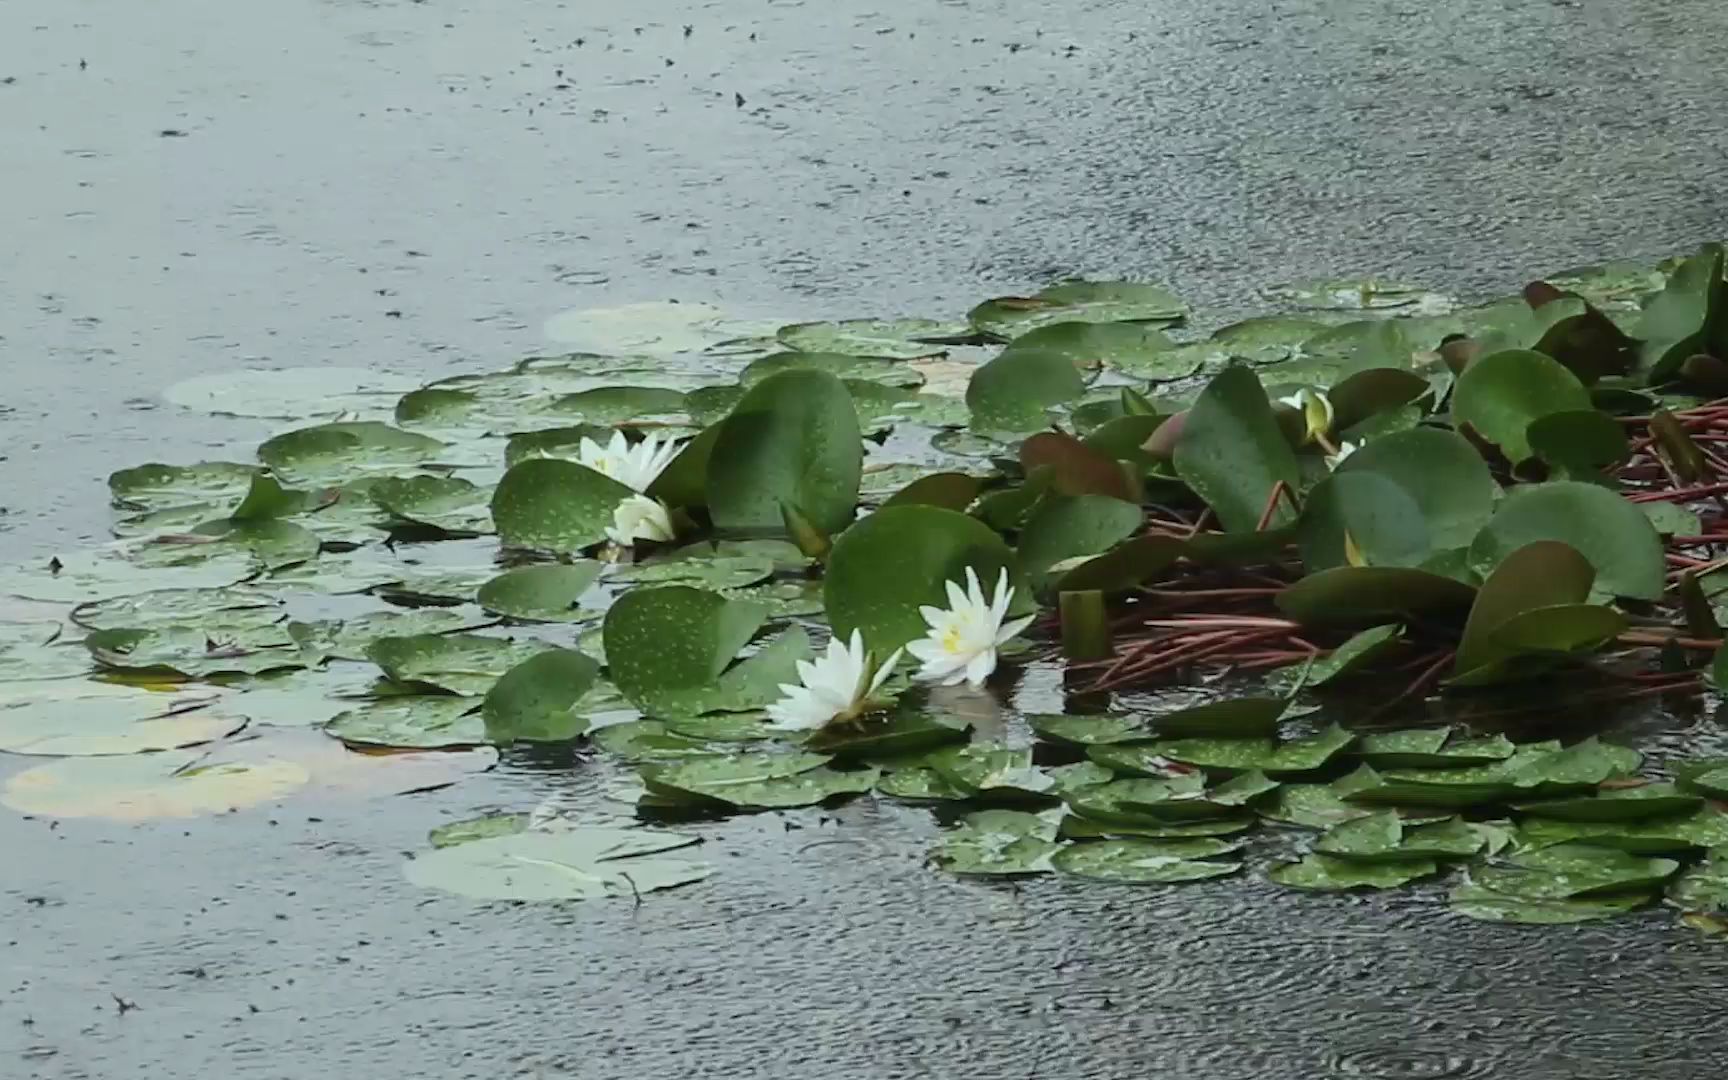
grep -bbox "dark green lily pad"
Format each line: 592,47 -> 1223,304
1675,758 -> 1728,799
805,709 -> 970,758
1668,847 -> 1728,913
1513,783 -> 1702,823
1472,843 -> 1678,901
492,459 -> 636,554
481,649 -> 602,744
1030,713 -> 1149,746
1270,854 -> 1439,891
965,344 -> 1087,434
707,369 -> 864,537
1449,881 -> 1650,924
610,551 -> 777,591
1277,565 -> 1476,627
1517,807 -> 1728,854
605,587 -> 811,718
1469,482 -> 1664,601
1355,728 -> 1516,769
1140,725 -> 1355,775
776,318 -> 965,358
365,633 -> 555,696
1315,812 -> 1485,862
1452,349 -> 1591,464
968,281 -> 1187,341
1017,494 -> 1143,584
258,422 -> 446,485
1173,365 -> 1301,533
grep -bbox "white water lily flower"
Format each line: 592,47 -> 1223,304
577,430 -> 682,492
908,567 -> 1034,688
765,629 -> 903,732
605,493 -> 676,548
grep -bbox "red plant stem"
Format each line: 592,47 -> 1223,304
1615,631 -> 1724,650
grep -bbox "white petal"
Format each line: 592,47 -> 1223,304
963,566 -> 986,609
944,578 -> 968,612
868,648 -> 904,695
963,648 -> 997,687
994,613 -> 1035,646
905,637 -> 944,663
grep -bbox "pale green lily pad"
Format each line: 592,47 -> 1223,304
1315,812 -> 1485,862
374,566 -> 500,607
1263,277 -> 1447,312
969,282 -> 1187,340
365,633 -> 556,696
926,745 -> 1058,801
164,367 -> 415,420
1450,881 -> 1649,925
0,546 -> 259,603
1355,729 -> 1516,769
644,751 -> 853,809
591,720 -> 723,763
371,476 -> 494,534
324,696 -> 486,749
0,695 -> 245,756
84,625 -> 301,678
69,587 -> 280,632
933,809 -> 1063,875
1668,848 -> 1728,913
287,609 -> 488,663
109,462 -> 265,512
1516,808 -> 1728,855
1270,854 -> 1439,891
429,812 -> 530,849
775,317 -> 966,358
718,580 -> 828,620
877,767 -> 972,801
403,827 -> 711,901
611,552 -> 777,591
1141,725 -> 1356,776
1052,839 -> 1242,883
477,563 -> 605,622
258,422 -> 446,485
742,352 -> 924,388
1,749 -> 309,821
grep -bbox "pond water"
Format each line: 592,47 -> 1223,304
6,1 -> 1728,1076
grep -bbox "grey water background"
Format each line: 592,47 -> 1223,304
5,0 -> 1728,1076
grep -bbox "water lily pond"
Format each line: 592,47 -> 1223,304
9,255 -> 1728,931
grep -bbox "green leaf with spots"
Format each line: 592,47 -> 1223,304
324,696 -> 486,749
1668,847 -> 1728,913
877,767 -> 972,802
1469,483 -> 1664,600
933,809 -> 1063,875
591,720 -> 723,763
776,318 -> 965,358
604,587 -> 803,719
287,609 -> 489,663
1052,839 -> 1242,883
610,551 -> 777,591
968,281 -> 1187,341
1452,349 -> 1591,463
1140,725 -> 1355,776
1470,843 -> 1678,900
481,649 -> 602,744
805,709 -> 970,758
477,563 -> 604,623
70,587 -> 279,632
257,422 -> 446,485
824,505 -> 1020,654
491,459 -> 636,554
365,633 -> 556,696
1676,758 -> 1728,799
706,369 -> 863,537
1016,494 -> 1143,585
1449,882 -> 1649,924
1516,808 -> 1728,855
1030,713 -> 1149,746
109,462 -> 266,512
83,625 -> 300,678
371,476 -> 494,535
1270,854 -> 1439,891
965,345 -> 1087,434
742,352 -> 924,388
1173,366 -> 1301,532
1003,321 -> 1180,378
1354,728 -> 1515,769
1512,783 -> 1702,823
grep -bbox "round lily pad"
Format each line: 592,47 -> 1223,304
1052,839 -> 1242,883
477,563 -> 604,622
403,827 -> 712,901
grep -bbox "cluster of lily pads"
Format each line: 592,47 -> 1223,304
7,250 -> 1728,925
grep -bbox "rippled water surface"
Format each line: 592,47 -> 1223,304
6,1 -> 1728,1076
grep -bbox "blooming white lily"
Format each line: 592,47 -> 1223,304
605,493 -> 677,548
577,430 -> 682,493
908,567 -> 1034,688
765,629 -> 903,732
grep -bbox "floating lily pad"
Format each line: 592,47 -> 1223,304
824,505 -> 1019,654
1675,758 -> 1728,799
965,343 -> 1087,434
287,609 -> 487,663
429,812 -> 531,849
365,633 -> 555,696
591,720 -> 723,763
2,749 -> 309,820
1139,725 -> 1355,776
1153,696 -> 1290,738
969,281 -> 1187,341
70,587 -> 280,632
705,369 -> 863,538
370,476 -> 494,535
481,649 -> 603,744
1315,812 -> 1485,862
1004,321 -> 1183,379
925,745 -> 1057,801
109,462 -> 265,512
1263,277 -> 1446,312
477,563 -> 604,622
776,317 -> 966,358
604,588 -> 810,718
403,826 -> 711,901
1512,784 -> 1702,823
1029,713 -> 1149,746
491,459 -> 636,554
1052,839 -> 1242,883
1516,807 -> 1728,854
1058,814 -> 1255,840
877,767 -> 972,802
0,694 -> 244,756
164,367 -> 415,419
806,709 -> 970,758
1355,728 -> 1516,769
1277,566 -> 1476,627
324,696 -> 486,749
1173,365 -> 1300,532
84,625 -> 301,678
611,551 -> 777,591
1469,483 -> 1664,601
932,809 -> 1063,875
1017,494 -> 1143,584
1472,843 -> 1678,900
257,422 -> 446,485
1449,881 -> 1650,924
1668,847 -> 1728,913
1270,854 -> 1439,891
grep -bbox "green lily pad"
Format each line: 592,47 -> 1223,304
965,343 -> 1087,434
429,812 -> 531,849
403,826 -> 711,901
1143,725 -> 1356,776
83,626 -> 300,678
1454,540 -> 1596,677
643,751 -> 867,809
1017,494 -> 1143,585
69,587 -> 279,632
877,767 -> 972,802
1452,349 -> 1592,464
1315,812 -> 1485,862
257,422 -> 446,485
1173,366 -> 1301,533
287,609 -> 490,663
1270,854 -> 1439,891
742,352 -> 924,389
491,459 -> 637,554
1675,758 -> 1728,799
481,649 -> 602,744
1472,843 -> 1678,900
1030,713 -> 1149,746
1002,321 -> 1183,379
1277,565 -> 1476,627
1058,814 -> 1255,840
805,709 -> 970,758
1154,697 -> 1290,738
1333,428 -> 1498,551
1257,776 -> 1386,829
605,587 -> 813,718
370,476 -> 494,534
1513,783 -> 1702,823
932,809 -> 1063,875
1264,277 -> 1445,312
824,505 -> 1020,654
0,693 -> 245,756
1517,807 -> 1728,854
164,367 -> 414,420
1296,624 -> 1404,687
1469,483 -> 1664,600
1668,847 -> 1728,913
611,551 -> 777,591
324,696 -> 486,749
1355,729 -> 1516,769
705,369 -> 864,537
719,579 -> 828,620
109,462 -> 265,512
1297,471 -> 1432,572
1449,881 -> 1650,924
1637,244 -> 1726,380
775,317 -> 965,358
365,633 -> 555,696
1052,839 -> 1242,883
477,563 -> 604,622
591,720 -> 722,763
968,281 -> 1187,341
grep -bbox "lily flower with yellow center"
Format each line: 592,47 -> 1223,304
907,567 -> 1033,688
